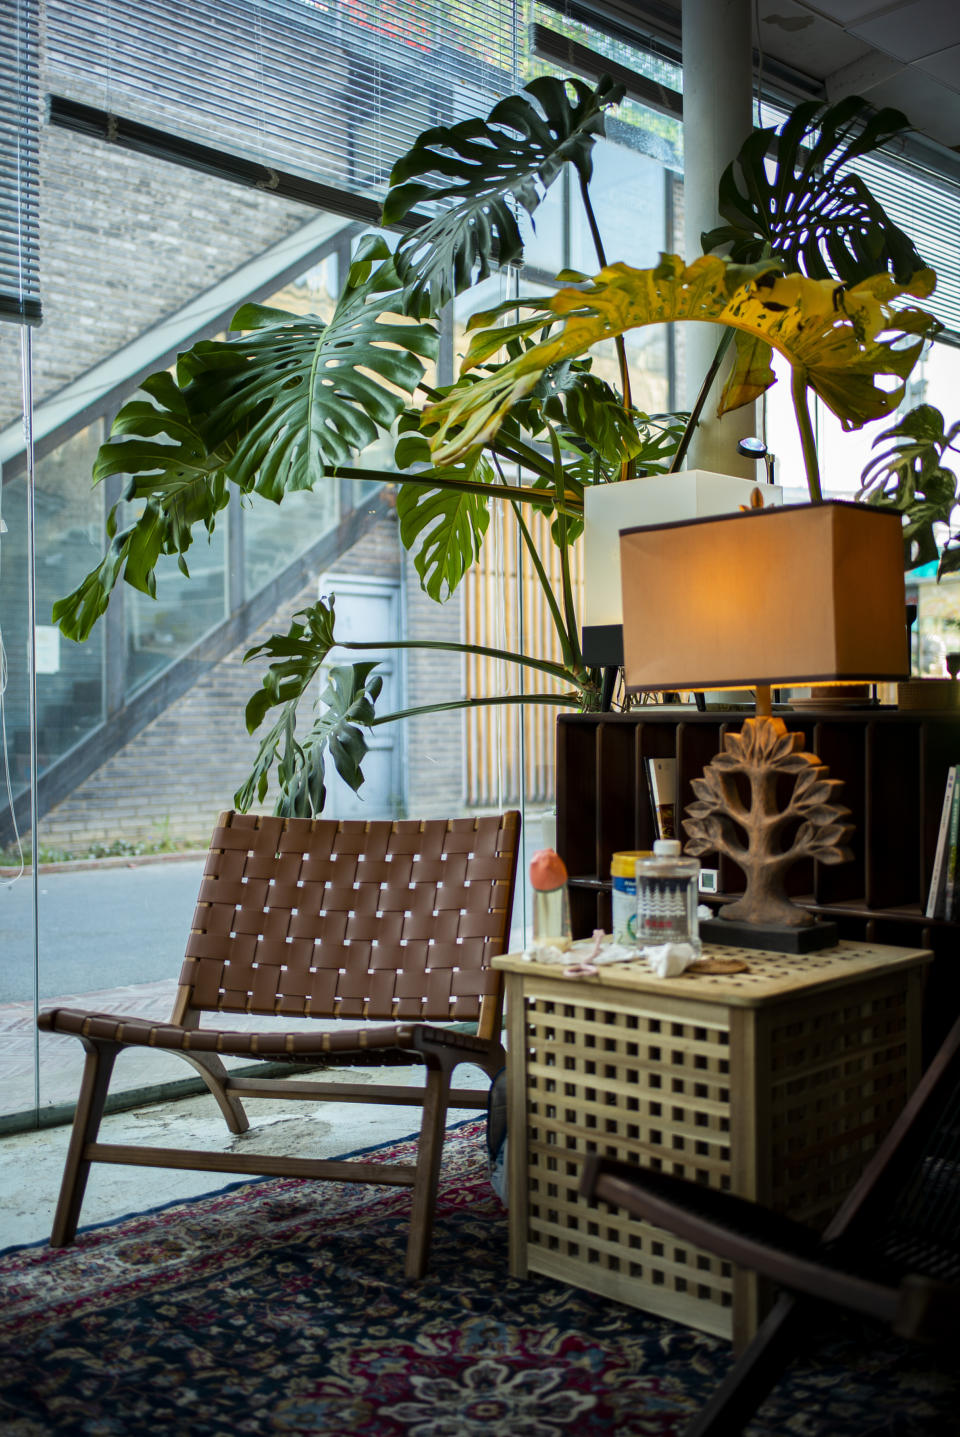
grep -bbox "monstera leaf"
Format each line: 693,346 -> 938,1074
183,235 -> 437,497
238,597 -> 383,816
859,404 -> 960,571
52,237 -> 437,642
237,662 -> 383,818
243,597 -> 340,735
394,432 -> 493,601
383,74 -> 623,317
540,370 -> 687,474
424,255 -> 938,464
704,96 -> 925,285
52,371 -> 233,641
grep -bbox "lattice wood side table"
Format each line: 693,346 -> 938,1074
494,940 -> 930,1348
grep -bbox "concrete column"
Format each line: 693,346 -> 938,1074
682,0 -> 757,477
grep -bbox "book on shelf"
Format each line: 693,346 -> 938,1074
926,765 -> 957,919
942,769 -> 960,921
645,757 -> 677,840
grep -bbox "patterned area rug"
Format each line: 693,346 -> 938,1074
0,1122 -> 956,1435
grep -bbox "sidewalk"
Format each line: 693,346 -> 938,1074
2,851 -> 523,1124
1,976 -> 376,1119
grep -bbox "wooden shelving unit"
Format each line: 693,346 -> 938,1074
556,707 -> 960,1058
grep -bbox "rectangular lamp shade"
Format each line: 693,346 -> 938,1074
583,470 -> 782,666
620,501 -> 909,693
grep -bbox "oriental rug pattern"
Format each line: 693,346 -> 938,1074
0,1122 -> 955,1435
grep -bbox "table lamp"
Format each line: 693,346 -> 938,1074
619,502 -> 909,953
583,470 -> 781,667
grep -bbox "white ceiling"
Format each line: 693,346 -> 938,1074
756,0 -> 960,151
606,1 -> 960,156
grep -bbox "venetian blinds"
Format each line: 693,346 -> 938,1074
0,0 -> 41,324
854,149 -> 960,347
44,0 -> 522,216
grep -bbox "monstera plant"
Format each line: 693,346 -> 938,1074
858,403 -> 960,575
53,79 -> 939,816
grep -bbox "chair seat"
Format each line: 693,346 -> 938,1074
37,1006 -> 492,1060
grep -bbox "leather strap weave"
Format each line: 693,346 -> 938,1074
176,810 -> 519,1022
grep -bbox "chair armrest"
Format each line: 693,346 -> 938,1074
412,1026 -> 505,1082
581,1156 -> 821,1258
580,1156 -> 902,1326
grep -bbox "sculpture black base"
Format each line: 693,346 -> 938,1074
699,915 -> 840,955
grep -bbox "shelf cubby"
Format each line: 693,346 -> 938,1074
556,707 -> 960,1060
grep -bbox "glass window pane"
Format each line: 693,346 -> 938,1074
34,427 -> 107,763
519,171 -> 566,277
243,485 -> 340,595
0,428 -> 106,798
125,521 -> 228,695
5,3 -> 697,1134
570,138 -> 668,273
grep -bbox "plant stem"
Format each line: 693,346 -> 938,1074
491,451 -> 576,670
548,427 -> 584,669
790,365 -> 822,502
332,464 -> 583,515
509,498 -> 576,670
372,692 -> 580,726
668,328 -> 734,473
339,636 -> 573,684
578,172 -> 633,479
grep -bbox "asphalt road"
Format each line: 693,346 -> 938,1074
0,858 -> 207,1003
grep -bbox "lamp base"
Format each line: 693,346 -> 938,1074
699,915 -> 840,955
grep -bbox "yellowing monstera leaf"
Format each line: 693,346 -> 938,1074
425,254 -> 937,464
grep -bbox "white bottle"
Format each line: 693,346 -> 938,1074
635,840 -> 701,952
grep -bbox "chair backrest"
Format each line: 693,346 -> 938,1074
829,1008 -> 960,1278
175,810 -> 521,1028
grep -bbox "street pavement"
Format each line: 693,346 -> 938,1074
0,857 -> 207,1003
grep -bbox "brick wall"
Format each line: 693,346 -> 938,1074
403,550 -> 467,818
36,509 -> 475,850
0,120 -> 316,430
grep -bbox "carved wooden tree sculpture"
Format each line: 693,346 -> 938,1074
683,717 -> 854,929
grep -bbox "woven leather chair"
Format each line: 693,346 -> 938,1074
580,1009 -> 960,1434
39,808 -> 520,1279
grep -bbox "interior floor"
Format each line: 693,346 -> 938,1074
0,1064 -> 485,1251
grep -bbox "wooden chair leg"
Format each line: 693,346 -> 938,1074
405,1062 -> 453,1281
683,1294 -> 803,1437
51,1039 -> 120,1247
181,1053 -> 250,1135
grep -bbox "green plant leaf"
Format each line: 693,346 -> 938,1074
243,597 -> 339,735
184,236 -> 437,496
52,372 -> 233,640
704,96 -> 926,284
236,661 -> 383,818
54,239 -> 437,639
394,433 -> 493,600
383,75 -> 623,317
423,255 -> 939,463
542,369 -> 686,473
858,404 -> 960,571
237,594 -> 384,816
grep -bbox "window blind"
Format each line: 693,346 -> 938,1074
0,0 -> 41,324
45,0 -> 521,203
853,150 -> 960,347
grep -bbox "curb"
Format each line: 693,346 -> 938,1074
0,850 -> 209,878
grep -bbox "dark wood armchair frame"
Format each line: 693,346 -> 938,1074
39,809 -> 520,1280
581,1009 -> 960,1434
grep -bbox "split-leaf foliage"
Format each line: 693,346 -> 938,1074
54,79 -> 941,815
